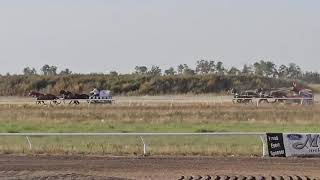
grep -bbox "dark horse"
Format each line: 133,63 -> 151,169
59,90 -> 89,105
28,91 -> 60,105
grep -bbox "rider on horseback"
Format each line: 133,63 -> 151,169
292,81 -> 313,98
90,88 -> 100,97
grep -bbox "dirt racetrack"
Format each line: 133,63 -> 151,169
0,155 -> 319,180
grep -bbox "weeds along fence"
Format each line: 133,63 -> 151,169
0,97 -> 229,107
0,96 -> 317,106
0,132 -> 267,156
232,97 -> 315,107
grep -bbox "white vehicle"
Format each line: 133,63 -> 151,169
89,89 -> 114,104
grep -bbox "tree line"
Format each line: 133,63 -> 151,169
20,61 -> 318,83
23,65 -> 72,76
0,60 -> 318,96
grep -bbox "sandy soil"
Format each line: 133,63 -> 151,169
0,155 -> 319,179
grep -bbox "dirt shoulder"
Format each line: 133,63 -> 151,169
0,155 -> 319,179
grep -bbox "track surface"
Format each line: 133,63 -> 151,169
0,155 -> 319,179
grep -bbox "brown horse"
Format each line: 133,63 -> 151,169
59,90 -> 89,105
29,91 -> 60,105
28,91 -> 44,98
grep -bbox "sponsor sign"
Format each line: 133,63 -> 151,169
283,133 -> 320,157
266,133 -> 320,157
266,133 -> 286,157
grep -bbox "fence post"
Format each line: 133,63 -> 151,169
25,136 -> 32,150
140,136 -> 148,156
256,98 -> 260,107
259,134 -> 267,157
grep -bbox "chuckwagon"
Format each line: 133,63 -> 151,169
231,82 -> 314,105
29,88 -> 115,105
88,89 -> 114,104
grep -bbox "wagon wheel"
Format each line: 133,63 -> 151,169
267,98 -> 277,103
301,98 -> 313,105
53,100 -> 61,105
242,99 -> 252,104
36,100 -> 47,105
68,100 -> 79,105
276,96 -> 287,103
237,99 -> 243,104
258,98 -> 268,104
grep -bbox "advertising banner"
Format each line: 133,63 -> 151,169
266,133 -> 320,157
283,133 -> 320,157
266,133 -> 286,157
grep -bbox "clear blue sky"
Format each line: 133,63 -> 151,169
0,0 -> 319,74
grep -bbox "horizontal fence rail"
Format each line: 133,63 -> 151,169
0,132 -> 267,156
0,132 -> 265,136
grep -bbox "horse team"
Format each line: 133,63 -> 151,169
28,82 -> 314,106
231,82 -> 314,105
28,89 -> 112,105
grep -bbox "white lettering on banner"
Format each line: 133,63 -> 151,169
271,143 -> 281,149
283,134 -> 320,157
268,136 -> 279,141
270,150 -> 285,157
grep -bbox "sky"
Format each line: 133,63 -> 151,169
0,0 -> 319,74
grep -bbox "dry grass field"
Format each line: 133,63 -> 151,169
0,95 -> 319,156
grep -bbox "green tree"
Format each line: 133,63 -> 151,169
177,64 -> 194,75
215,61 -> 225,75
23,67 -> 37,75
253,60 -> 276,77
196,60 -> 215,74
253,62 -> 263,76
164,67 -> 176,76
242,64 -> 252,75
41,65 -> 57,76
134,66 -> 148,75
264,61 -> 277,77
177,64 -> 184,74
109,71 -> 118,76
277,64 -> 288,78
287,63 -> 302,79
148,65 -> 162,76
228,67 -> 241,75
60,68 -> 72,75
183,68 -> 195,76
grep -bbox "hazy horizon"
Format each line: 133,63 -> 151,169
0,0 -> 319,74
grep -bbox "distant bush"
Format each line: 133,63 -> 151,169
0,74 -> 293,96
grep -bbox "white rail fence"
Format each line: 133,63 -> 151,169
0,132 -> 267,156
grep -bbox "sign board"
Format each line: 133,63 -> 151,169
266,133 -> 320,157
283,133 -> 320,157
266,133 -> 286,157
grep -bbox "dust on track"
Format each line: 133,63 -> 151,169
0,155 -> 319,179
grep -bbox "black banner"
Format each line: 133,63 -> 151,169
266,133 -> 286,157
